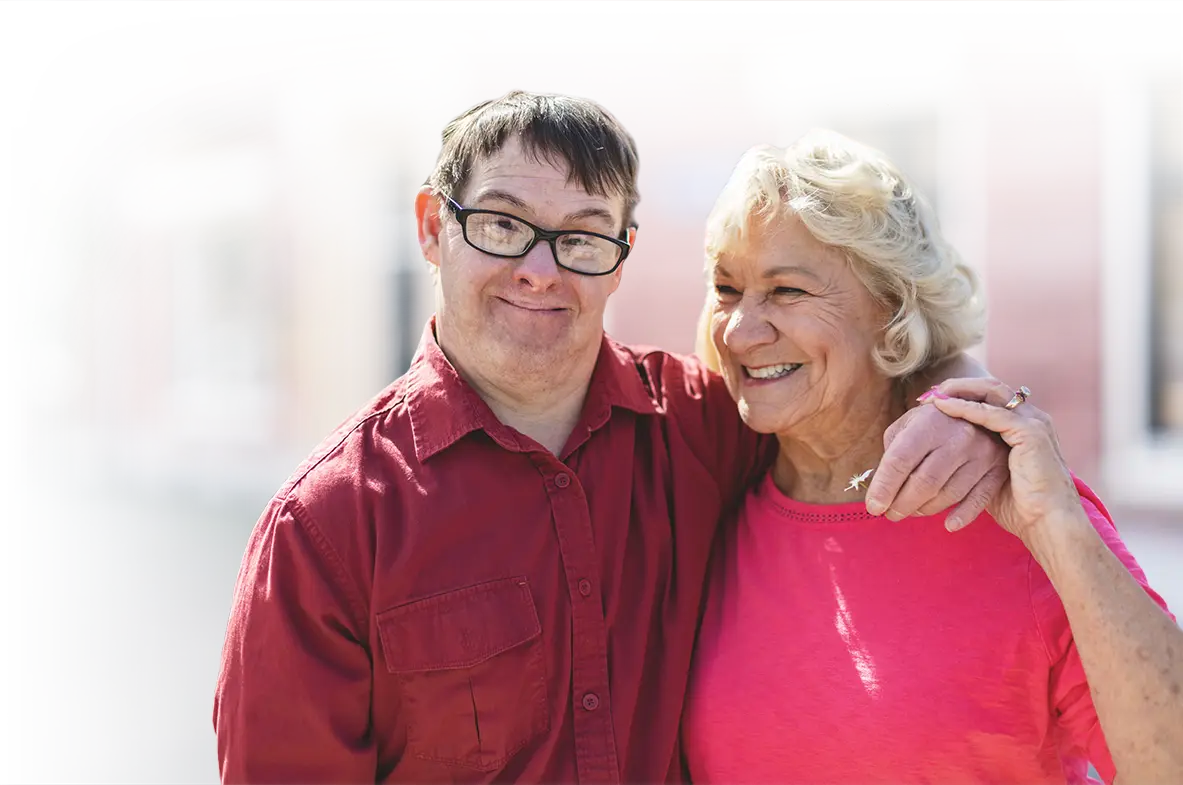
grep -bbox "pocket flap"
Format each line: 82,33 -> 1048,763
377,577 -> 542,673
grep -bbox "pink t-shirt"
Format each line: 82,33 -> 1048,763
684,474 -> 1172,785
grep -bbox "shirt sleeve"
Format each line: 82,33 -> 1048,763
663,353 -> 773,508
1031,479 -> 1175,784
213,495 -> 376,783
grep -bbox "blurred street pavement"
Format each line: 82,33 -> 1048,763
1,479 -> 1179,784
2,479 -> 264,784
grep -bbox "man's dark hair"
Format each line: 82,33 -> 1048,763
426,90 -> 641,229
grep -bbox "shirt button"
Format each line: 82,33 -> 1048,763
582,692 -> 600,711
555,472 -> 571,488
578,579 -> 592,597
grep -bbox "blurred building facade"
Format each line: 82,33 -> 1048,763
9,0 -> 1183,515
85,110 -> 301,500
69,92 -> 440,505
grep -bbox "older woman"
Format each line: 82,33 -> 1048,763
683,132 -> 1182,784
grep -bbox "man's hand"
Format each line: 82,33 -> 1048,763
864,387 -> 1009,529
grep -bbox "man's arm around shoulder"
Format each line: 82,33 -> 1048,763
214,495 -> 375,783
643,349 -> 769,504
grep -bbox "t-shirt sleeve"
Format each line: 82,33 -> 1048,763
1031,479 -> 1175,784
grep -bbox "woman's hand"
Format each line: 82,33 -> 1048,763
925,378 -> 1083,545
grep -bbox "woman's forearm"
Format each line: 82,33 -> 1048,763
1027,511 -> 1183,783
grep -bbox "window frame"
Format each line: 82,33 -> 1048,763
1149,77 -> 1178,435
380,164 -> 423,378
169,217 -> 276,444
1100,74 -> 1183,507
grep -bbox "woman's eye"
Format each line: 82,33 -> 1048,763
773,287 -> 804,296
714,285 -> 740,297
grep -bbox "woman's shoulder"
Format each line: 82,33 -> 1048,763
1069,475 -> 1140,554
1030,476 -> 1173,633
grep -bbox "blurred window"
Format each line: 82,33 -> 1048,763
828,111 -> 936,212
385,165 -> 423,378
171,216 -> 274,387
1150,76 -> 1183,435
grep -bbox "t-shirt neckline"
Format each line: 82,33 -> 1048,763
757,471 -> 884,525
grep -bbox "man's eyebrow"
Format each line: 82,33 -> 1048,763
468,189 -> 531,212
468,189 -> 617,229
562,206 -> 617,227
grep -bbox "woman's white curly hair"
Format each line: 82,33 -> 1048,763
698,129 -> 985,379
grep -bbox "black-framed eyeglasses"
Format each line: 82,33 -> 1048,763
445,197 -> 631,276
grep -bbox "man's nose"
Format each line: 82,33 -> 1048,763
514,240 -> 562,289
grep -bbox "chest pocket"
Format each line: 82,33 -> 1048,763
377,577 -> 549,772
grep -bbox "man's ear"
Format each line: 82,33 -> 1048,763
415,186 -> 443,268
609,226 -> 638,290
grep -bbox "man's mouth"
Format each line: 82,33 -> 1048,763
500,297 -> 564,312
743,363 -> 802,380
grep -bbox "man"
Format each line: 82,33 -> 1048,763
213,91 -> 1005,783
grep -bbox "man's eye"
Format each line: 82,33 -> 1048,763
773,287 -> 805,296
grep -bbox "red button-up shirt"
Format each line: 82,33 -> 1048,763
214,322 -> 767,784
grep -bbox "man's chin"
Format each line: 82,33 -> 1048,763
484,334 -> 575,368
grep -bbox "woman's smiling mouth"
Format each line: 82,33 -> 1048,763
743,363 -> 802,381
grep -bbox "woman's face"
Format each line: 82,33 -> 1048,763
708,212 -> 894,439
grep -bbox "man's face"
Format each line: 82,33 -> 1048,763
417,136 -> 629,385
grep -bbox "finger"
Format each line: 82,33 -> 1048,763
929,395 -> 1024,438
914,460 -> 985,516
881,442 -> 965,520
944,466 -> 1009,532
866,419 -> 937,516
926,377 -> 1014,407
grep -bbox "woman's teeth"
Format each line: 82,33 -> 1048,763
745,363 -> 801,380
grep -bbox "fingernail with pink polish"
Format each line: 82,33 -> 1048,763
917,385 -> 947,403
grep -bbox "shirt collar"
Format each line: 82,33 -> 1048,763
405,318 -> 659,462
